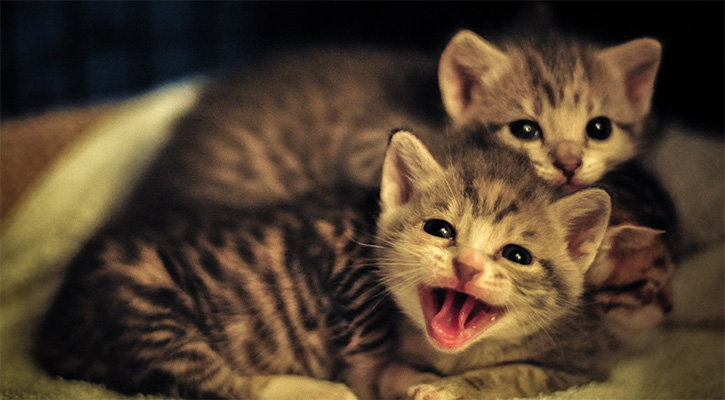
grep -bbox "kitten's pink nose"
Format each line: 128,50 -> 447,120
551,141 -> 582,179
454,249 -> 485,283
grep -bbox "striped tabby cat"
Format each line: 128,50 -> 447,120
35,131 -> 613,399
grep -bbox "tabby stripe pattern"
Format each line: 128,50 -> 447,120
35,200 -> 394,398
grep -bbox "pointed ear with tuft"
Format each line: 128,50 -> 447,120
439,30 -> 510,122
380,131 -> 444,211
551,188 -> 612,271
597,38 -> 662,118
602,224 -> 666,253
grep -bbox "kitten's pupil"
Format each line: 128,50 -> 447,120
509,120 -> 542,141
501,244 -> 533,265
586,117 -> 612,140
424,219 -> 456,240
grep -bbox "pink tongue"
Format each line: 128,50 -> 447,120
429,289 -> 478,340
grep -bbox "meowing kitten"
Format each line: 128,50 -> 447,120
35,131 -> 614,399
376,130 -> 613,398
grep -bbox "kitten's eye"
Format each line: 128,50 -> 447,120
586,116 -> 612,140
509,120 -> 542,141
501,244 -> 533,265
423,219 -> 456,240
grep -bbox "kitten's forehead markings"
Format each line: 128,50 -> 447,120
542,82 -> 557,109
462,177 -> 524,224
493,202 -> 519,224
432,200 -> 450,212
462,173 -> 479,204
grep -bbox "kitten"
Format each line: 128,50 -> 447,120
438,29 -> 661,190
587,161 -> 678,338
35,131 -> 613,399
376,130 -> 613,398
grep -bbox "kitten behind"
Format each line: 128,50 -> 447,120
439,29 -> 661,190
588,162 -> 678,337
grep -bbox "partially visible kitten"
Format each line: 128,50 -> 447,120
35,131 -> 614,399
587,161 -> 678,338
132,48 -> 443,211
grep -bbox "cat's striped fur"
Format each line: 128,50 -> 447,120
131,48 -> 443,211
35,187 -> 395,399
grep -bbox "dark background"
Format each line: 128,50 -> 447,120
2,1 -> 723,132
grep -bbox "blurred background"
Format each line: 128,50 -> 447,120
1,1 -> 723,132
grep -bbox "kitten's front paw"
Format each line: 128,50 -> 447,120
406,384 -> 459,400
257,375 -> 357,400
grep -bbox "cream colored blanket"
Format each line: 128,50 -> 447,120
1,81 -> 723,399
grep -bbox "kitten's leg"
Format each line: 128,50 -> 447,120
405,364 -> 593,400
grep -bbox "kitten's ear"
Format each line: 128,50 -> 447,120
587,224 -> 666,284
551,188 -> 612,271
381,130 -> 444,209
439,30 -> 510,122
602,224 -> 666,252
598,38 -> 662,118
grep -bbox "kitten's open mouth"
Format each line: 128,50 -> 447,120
418,286 -> 506,351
